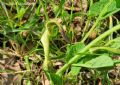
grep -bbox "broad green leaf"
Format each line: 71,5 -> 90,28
101,0 -> 120,19
110,38 -> 120,49
88,0 -> 120,18
69,66 -> 81,75
45,71 -> 63,85
50,73 -> 63,85
66,42 -> 85,62
66,42 -> 85,77
88,1 -> 106,17
116,0 -> 120,8
67,63 -> 81,77
106,37 -> 120,49
73,54 -> 114,68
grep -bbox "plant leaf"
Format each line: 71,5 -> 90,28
110,38 -> 120,49
88,1 -> 106,17
66,42 -> 85,62
115,0 -> 120,8
88,0 -> 120,18
106,37 -> 120,49
67,63 -> 82,77
66,42 -> 85,77
45,71 -> 63,85
73,54 -> 114,68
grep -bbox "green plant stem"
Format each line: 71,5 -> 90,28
90,47 -> 120,54
81,1 -> 113,43
82,18 -> 90,38
0,0 -> 9,19
24,55 -> 30,70
70,0 -> 74,21
105,37 -> 120,46
81,18 -> 99,43
90,0 -> 93,7
109,16 -> 113,40
56,24 -> 120,75
41,0 -> 49,20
